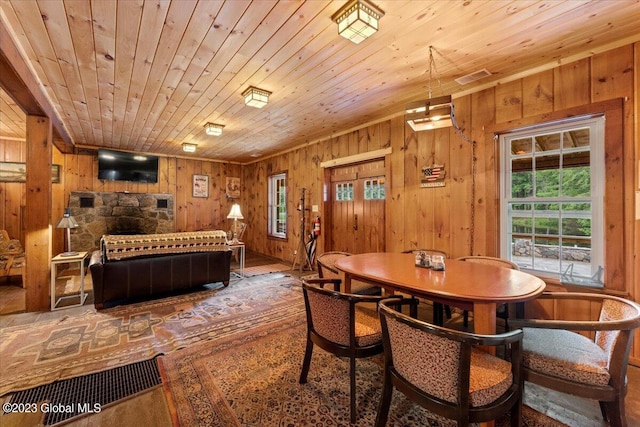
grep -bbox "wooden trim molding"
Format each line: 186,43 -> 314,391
319,147 -> 392,169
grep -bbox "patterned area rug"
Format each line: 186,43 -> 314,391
159,312 -> 568,427
242,263 -> 293,277
0,273 -> 303,396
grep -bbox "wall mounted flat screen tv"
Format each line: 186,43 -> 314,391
98,149 -> 159,183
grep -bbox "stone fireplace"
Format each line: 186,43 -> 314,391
67,191 -> 174,252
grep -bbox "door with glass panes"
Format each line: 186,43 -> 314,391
330,160 -> 385,254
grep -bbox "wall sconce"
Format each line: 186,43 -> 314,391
204,122 -> 224,136
242,86 -> 271,108
182,143 -> 197,153
331,0 -> 384,45
405,95 -> 454,131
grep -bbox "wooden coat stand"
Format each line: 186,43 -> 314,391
292,188 -> 313,272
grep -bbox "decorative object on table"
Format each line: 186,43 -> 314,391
414,251 -> 432,268
431,254 -> 445,271
192,174 -> 209,198
420,164 -> 446,188
225,176 -> 240,199
55,207 -> 79,257
227,203 -> 244,244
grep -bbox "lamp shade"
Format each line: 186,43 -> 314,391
405,95 -> 454,131
227,203 -> 244,220
332,0 -> 384,44
55,207 -> 78,229
242,86 -> 271,108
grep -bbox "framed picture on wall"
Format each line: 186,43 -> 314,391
0,162 -> 61,183
193,174 -> 209,198
226,177 -> 240,199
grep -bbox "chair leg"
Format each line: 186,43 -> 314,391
510,390 -> 523,427
433,303 -> 444,326
350,354 -> 357,424
444,304 -> 452,319
299,336 -> 314,384
374,371 -> 393,427
602,398 -> 625,427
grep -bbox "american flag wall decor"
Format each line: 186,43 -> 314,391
420,164 -> 446,188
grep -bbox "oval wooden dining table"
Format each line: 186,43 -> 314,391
334,252 -> 546,337
334,252 -> 546,427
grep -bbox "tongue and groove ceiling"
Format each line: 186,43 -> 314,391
0,0 -> 639,163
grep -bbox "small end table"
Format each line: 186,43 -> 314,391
51,251 -> 89,310
228,242 -> 245,278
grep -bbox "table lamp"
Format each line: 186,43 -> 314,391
227,203 -> 244,244
56,207 -> 79,256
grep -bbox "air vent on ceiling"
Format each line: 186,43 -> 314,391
455,68 -> 492,85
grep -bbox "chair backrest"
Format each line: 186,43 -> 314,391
596,296 -> 640,360
302,281 -> 353,346
456,255 -> 519,270
402,248 -> 448,258
316,251 -> 352,279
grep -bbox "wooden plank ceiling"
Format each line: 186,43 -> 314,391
1,0 -> 639,163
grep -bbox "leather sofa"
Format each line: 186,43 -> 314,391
89,231 -> 232,308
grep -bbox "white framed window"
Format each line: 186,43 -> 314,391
268,172 -> 287,238
499,116 -> 604,287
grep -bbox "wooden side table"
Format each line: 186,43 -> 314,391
51,251 -> 89,310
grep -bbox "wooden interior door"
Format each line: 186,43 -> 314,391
329,160 -> 385,254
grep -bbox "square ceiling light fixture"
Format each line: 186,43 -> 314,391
405,95 -> 454,131
204,122 -> 224,136
182,142 -> 197,153
331,0 -> 384,45
242,86 -> 271,108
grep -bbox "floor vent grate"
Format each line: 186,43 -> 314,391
9,357 -> 162,425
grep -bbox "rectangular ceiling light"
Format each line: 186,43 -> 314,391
405,95 -> 454,131
332,0 -> 384,44
182,143 -> 197,153
242,86 -> 271,108
204,122 -> 224,136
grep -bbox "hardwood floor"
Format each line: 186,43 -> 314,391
1,251 -> 638,426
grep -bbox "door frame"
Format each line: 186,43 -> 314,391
320,148 -> 392,253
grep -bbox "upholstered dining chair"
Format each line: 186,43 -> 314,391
316,251 -> 381,295
376,298 -> 523,427
456,256 -> 520,329
299,278 -> 404,423
510,292 -> 640,427
402,249 -> 450,325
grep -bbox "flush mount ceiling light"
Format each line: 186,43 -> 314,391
405,46 -> 455,132
331,0 -> 384,45
242,86 -> 271,108
204,122 -> 224,136
182,142 -> 197,153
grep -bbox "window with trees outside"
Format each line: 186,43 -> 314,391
268,172 -> 287,239
500,116 -> 604,287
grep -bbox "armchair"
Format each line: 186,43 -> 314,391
0,230 -> 25,286
316,251 -> 381,295
376,297 -> 523,426
510,292 -> 640,427
299,278 -> 403,423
